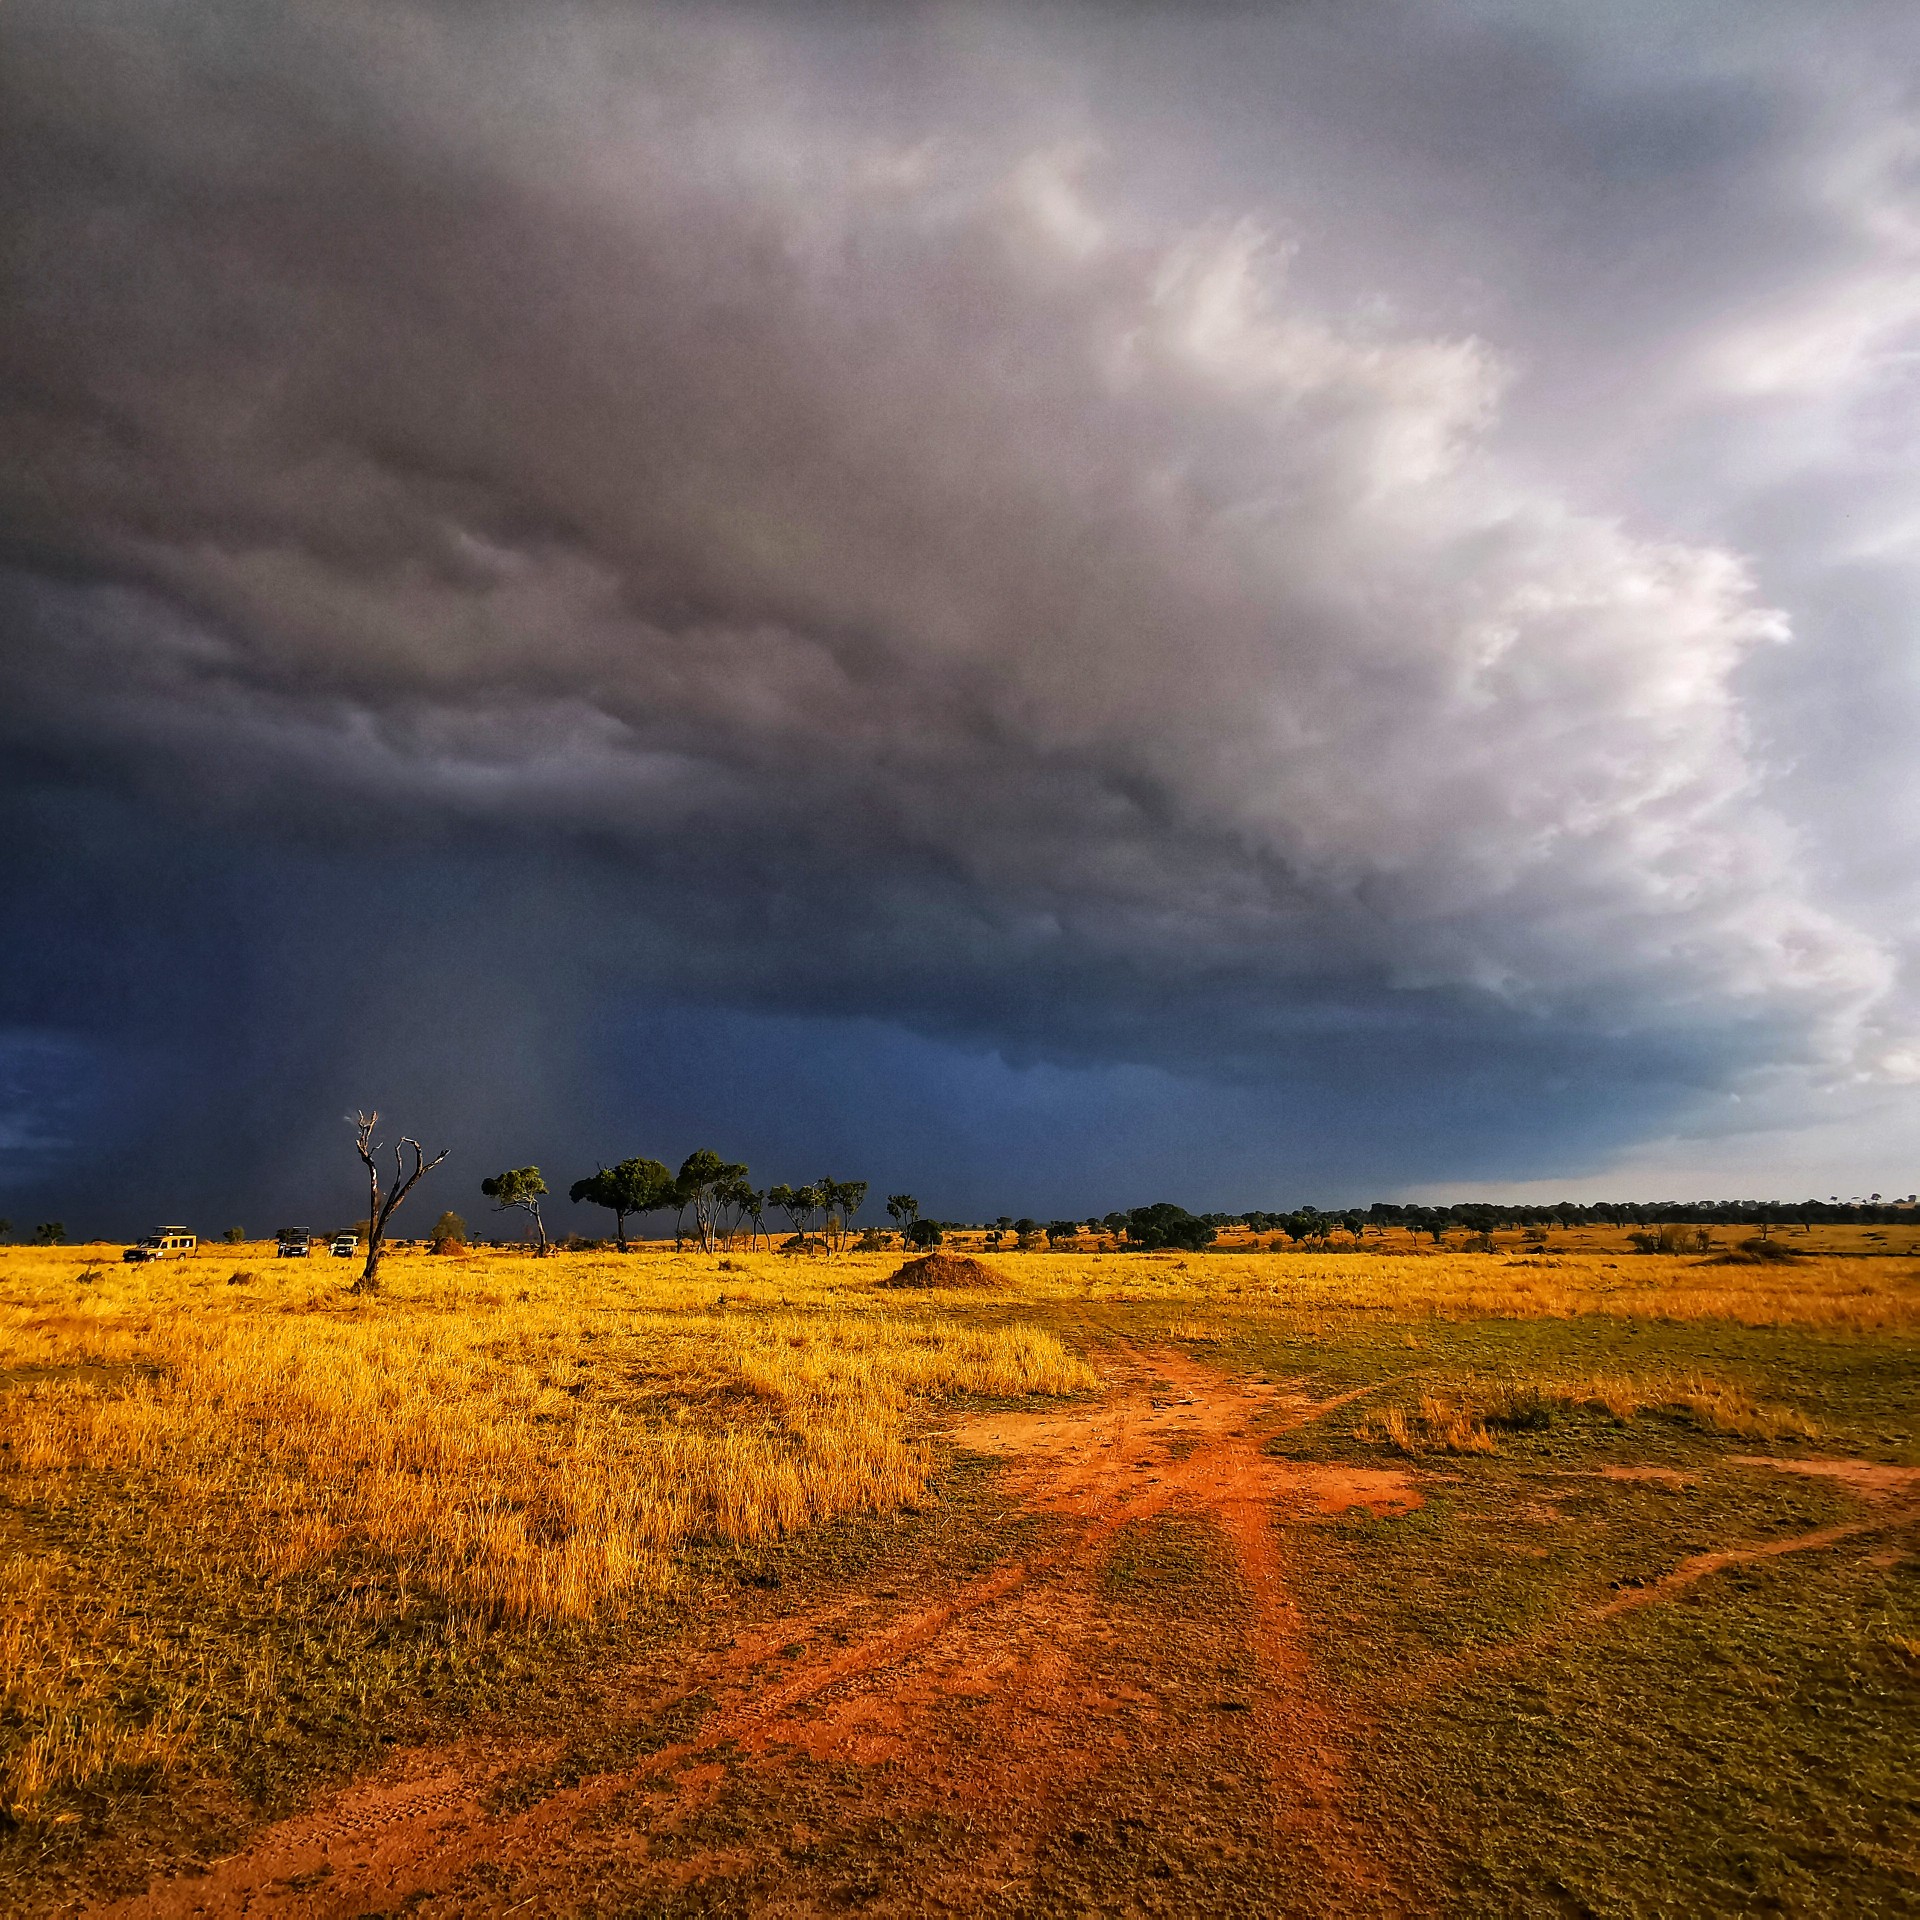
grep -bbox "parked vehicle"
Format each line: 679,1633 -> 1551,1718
124,1226 -> 196,1262
276,1229 -> 313,1258
330,1233 -> 358,1257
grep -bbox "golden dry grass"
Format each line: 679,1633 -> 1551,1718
1,1230 -> 1907,1819
4,1254 -> 1094,1618
1359,1394 -> 1499,1455
1357,1369 -> 1820,1455
0,1559 -> 201,1820
1004,1245 -> 1920,1332
0,1245 -> 1093,1814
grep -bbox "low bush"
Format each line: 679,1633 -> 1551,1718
1628,1223 -> 1712,1254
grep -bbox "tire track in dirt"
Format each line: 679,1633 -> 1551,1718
90,1348 -> 1409,1917
1401,1502 -> 1920,1701
938,1348 -> 1405,1900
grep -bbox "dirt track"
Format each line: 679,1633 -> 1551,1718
87,1352 -> 1915,1918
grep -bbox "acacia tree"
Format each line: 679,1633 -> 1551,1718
1118,1203 -> 1216,1252
482,1166 -> 550,1253
809,1178 -> 862,1252
770,1182 -> 822,1243
351,1111 -> 449,1292
886,1193 -> 919,1243
722,1182 -> 768,1249
842,1181 -> 868,1246
715,1175 -> 760,1248
569,1156 -> 674,1250
677,1149 -> 748,1253
820,1179 -> 868,1251
766,1184 -> 797,1238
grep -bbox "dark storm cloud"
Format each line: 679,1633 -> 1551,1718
3,1 -> 1916,1219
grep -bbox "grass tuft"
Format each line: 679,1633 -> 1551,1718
1359,1370 -> 1818,1453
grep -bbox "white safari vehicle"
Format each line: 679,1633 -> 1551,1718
124,1226 -> 196,1263
331,1233 -> 359,1258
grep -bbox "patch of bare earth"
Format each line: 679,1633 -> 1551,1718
1731,1455 -> 1920,1498
88,1349 -> 1410,1917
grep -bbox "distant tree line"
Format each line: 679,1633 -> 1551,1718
1213,1197 -> 1920,1239
45,1138 -> 1920,1259
530,1151 -> 879,1254
901,1192 -> 1920,1252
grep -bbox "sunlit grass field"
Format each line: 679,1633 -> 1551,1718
2,1243 -> 1093,1814
2,1234 -> 1914,1910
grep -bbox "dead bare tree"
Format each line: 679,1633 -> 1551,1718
350,1111 -> 449,1292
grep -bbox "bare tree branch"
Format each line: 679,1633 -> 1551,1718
350,1111 -> 449,1291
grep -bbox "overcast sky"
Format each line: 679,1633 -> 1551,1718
4,1 -> 1918,1232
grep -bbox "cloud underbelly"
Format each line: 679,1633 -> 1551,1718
0,4 -> 1894,1088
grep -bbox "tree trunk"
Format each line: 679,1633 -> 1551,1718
354,1147 -> 383,1292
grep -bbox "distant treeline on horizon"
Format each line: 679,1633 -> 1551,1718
1211,1197 -> 1919,1234
597,1193 -> 1920,1245
14,1193 -> 1916,1251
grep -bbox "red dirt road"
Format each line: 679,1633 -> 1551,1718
82,1356 -> 1914,1918
91,1350 -> 1408,1917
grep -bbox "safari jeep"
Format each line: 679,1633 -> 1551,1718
124,1226 -> 196,1262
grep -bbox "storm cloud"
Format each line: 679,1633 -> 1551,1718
4,2 -> 1917,1226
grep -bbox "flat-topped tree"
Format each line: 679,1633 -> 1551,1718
769,1183 -> 822,1244
569,1157 -> 674,1250
351,1111 -> 449,1292
743,1186 -> 769,1248
823,1179 -> 868,1250
676,1149 -> 748,1254
886,1194 -> 919,1242
715,1174 -> 760,1249
482,1166 -> 550,1253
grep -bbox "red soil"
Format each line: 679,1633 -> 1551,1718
876,1252 -> 1006,1288
92,1349 -> 1406,1916
1731,1455 -> 1920,1497
84,1360 -> 1915,1917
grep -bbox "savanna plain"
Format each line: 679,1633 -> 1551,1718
3,1228 -> 1916,1917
